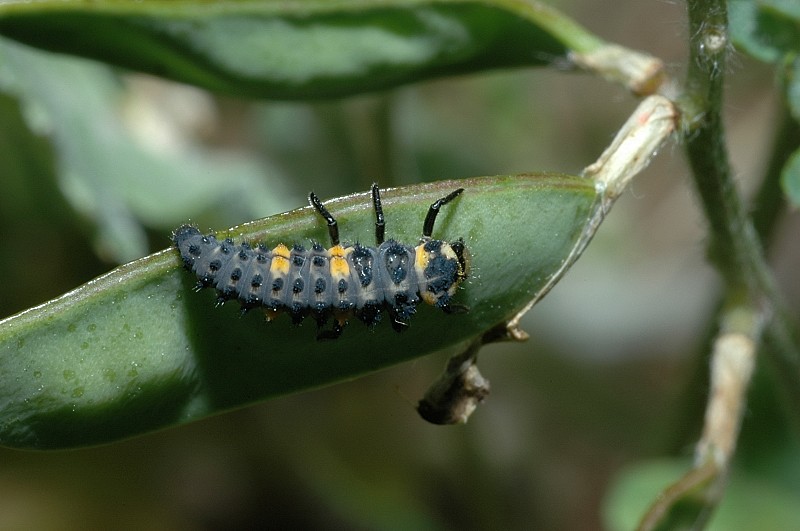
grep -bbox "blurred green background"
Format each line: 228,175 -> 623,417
1,1 -> 798,529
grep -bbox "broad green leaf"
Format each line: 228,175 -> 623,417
0,174 -> 600,449
0,0 -> 615,99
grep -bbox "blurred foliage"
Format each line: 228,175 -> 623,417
0,0 -> 798,530
0,0 -> 596,99
729,0 -> 800,206
605,458 -> 800,531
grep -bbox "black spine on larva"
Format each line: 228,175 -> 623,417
237,244 -> 272,308
285,244 -> 311,324
212,239 -> 249,300
173,226 -> 251,303
174,225 -> 225,287
348,244 -> 383,326
377,240 -> 419,331
308,242 -> 333,325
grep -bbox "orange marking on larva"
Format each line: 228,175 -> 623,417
270,244 -> 291,275
329,245 -> 351,278
415,245 -> 435,304
273,243 -> 290,258
415,245 -> 429,268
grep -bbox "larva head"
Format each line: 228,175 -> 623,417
415,239 -> 469,308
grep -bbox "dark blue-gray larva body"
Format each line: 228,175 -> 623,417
174,184 -> 469,339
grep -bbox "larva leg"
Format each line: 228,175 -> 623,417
422,188 -> 464,239
317,318 -> 346,341
308,192 -> 340,246
371,183 -> 386,245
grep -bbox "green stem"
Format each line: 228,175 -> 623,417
670,56 -> 800,455
682,1 -> 800,409
684,1 -> 749,289
637,460 -> 719,531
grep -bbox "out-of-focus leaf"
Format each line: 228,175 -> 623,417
0,0 -> 616,99
781,147 -> 800,207
730,0 -> 800,62
777,49 -> 800,209
730,0 -> 780,63
730,1 -> 800,208
0,175 -> 600,449
786,54 -> 800,121
0,37 -> 289,263
604,459 -> 800,531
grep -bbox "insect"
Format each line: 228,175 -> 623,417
173,183 -> 469,340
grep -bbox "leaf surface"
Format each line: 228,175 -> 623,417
0,174 -> 599,449
0,0 -> 602,98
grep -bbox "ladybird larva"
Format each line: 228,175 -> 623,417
174,184 -> 469,340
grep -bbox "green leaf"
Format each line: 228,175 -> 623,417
781,147 -> 800,207
730,0 -> 778,63
604,459 -> 800,531
0,37 -> 289,264
786,53 -> 800,122
730,0 -> 800,63
0,0 -> 608,99
0,174 -> 599,449
730,2 -> 800,208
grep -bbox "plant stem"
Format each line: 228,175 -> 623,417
639,300 -> 763,531
682,0 -> 800,409
640,5 -> 800,525
684,1 -> 750,289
